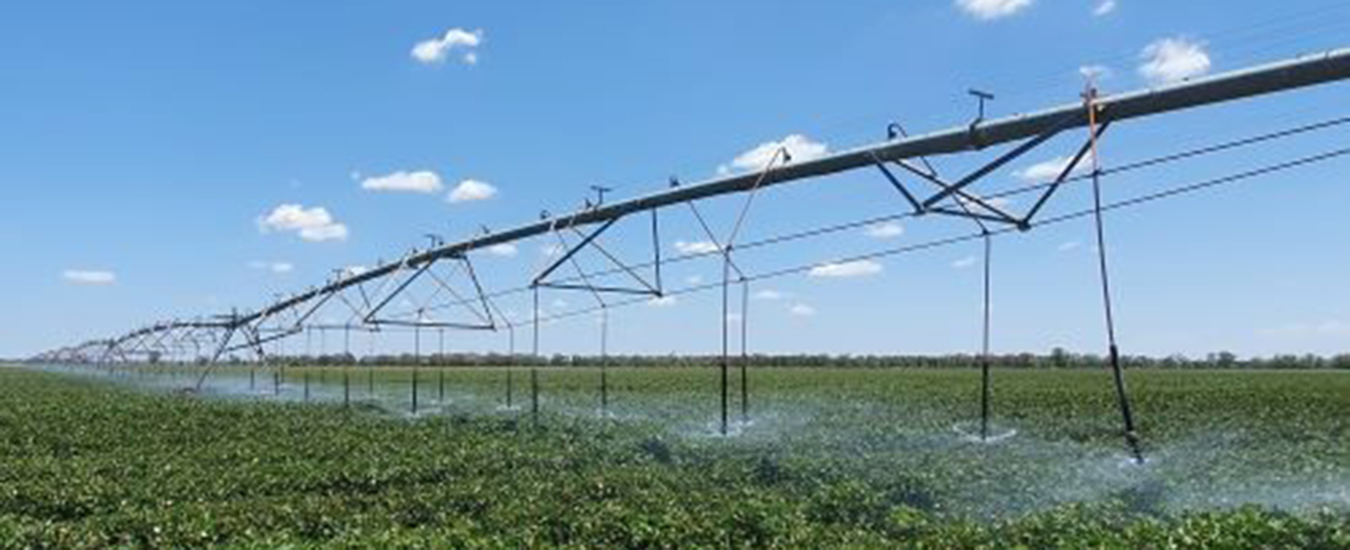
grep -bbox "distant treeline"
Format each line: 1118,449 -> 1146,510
245,348 -> 1350,370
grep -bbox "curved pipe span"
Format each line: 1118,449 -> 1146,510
237,48 -> 1350,328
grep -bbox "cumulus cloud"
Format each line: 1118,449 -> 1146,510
257,204 -> 349,242
753,289 -> 785,301
447,179 -> 497,203
789,303 -> 817,317
955,0 -> 1033,20
952,256 -> 978,269
720,134 -> 828,175
809,260 -> 883,279
248,261 -> 294,274
1014,153 -> 1095,183
1139,37 -> 1211,85
297,222 -> 347,242
1079,64 -> 1113,80
486,243 -> 518,257
411,28 -> 483,65
648,296 -> 678,307
865,221 -> 905,239
361,170 -> 444,193
1093,0 -> 1117,16
674,240 -> 721,255
63,270 -> 115,285
686,275 -> 704,285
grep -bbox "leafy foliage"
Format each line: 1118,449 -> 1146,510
0,368 -> 1345,548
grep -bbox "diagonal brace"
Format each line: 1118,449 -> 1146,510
921,111 -> 1084,209
1022,119 -> 1113,224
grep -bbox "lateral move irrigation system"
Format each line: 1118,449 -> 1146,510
32,48 -> 1350,461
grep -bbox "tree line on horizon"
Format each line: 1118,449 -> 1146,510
229,348 -> 1349,370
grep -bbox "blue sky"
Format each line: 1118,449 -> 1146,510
2,1 -> 1348,359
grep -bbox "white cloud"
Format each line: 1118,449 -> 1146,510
411,28 -> 483,65
342,265 -> 369,276
1139,37 -> 1211,85
299,224 -> 348,242
361,170 -> 444,194
955,0 -> 1033,20
1079,64 -> 1113,81
1014,153 -> 1095,183
540,244 -> 564,258
1057,240 -> 1082,252
551,299 -> 568,309
258,204 -> 349,242
865,222 -> 905,239
447,179 -> 497,203
753,289 -> 785,301
486,243 -> 518,257
685,275 -> 704,285
648,296 -> 678,308
674,240 -> 721,255
809,260 -> 883,279
248,261 -> 294,274
1093,0 -> 1117,16
63,270 -> 115,285
952,256 -> 978,269
722,134 -> 828,174
789,303 -> 817,317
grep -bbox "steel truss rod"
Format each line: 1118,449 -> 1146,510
363,258 -> 438,324
369,319 -> 499,330
533,218 -> 620,285
391,112 -> 1350,321
563,224 -> 662,295
920,111 -> 1082,210
525,146 -> 1350,327
882,125 -> 1005,442
548,230 -> 613,414
374,255 -> 497,330
533,215 -> 663,297
220,49 -> 1349,329
716,148 -> 787,435
687,201 -> 746,280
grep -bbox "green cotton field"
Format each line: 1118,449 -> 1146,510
0,365 -> 1346,548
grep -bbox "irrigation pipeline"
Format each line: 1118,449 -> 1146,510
394,114 -> 1350,325
191,48 -> 1348,334
522,145 -> 1350,325
37,51 -> 1350,457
